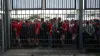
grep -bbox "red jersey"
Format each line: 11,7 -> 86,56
11,21 -> 17,30
15,22 -> 22,37
62,22 -> 69,32
72,23 -> 78,34
48,23 -> 52,35
35,22 -> 41,34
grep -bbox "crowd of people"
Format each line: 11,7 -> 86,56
11,17 -> 100,49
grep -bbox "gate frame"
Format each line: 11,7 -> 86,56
79,0 -> 84,50
4,0 -> 11,51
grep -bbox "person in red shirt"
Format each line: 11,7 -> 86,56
14,20 -> 22,46
48,19 -> 53,48
48,19 -> 53,36
72,20 -> 78,40
34,19 -> 41,47
11,19 -> 17,45
62,20 -> 69,34
15,20 -> 22,38
63,20 -> 70,44
11,20 -> 17,30
60,20 -> 69,46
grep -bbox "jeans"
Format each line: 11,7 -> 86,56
48,35 -> 52,47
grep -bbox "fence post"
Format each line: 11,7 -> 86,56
79,0 -> 83,50
4,0 -> 11,51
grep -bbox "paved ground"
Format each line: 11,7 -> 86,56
0,48 -> 97,56
0,45 -> 99,56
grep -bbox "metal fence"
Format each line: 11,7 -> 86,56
83,10 -> 100,51
1,0 -> 100,52
0,0 -> 4,54
10,0 -> 78,49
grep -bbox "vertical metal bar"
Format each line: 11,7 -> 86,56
4,0 -> 11,50
0,0 -> 4,53
3,0 -> 7,51
2,13 -> 4,52
8,0 -> 11,49
15,0 -> 18,18
79,0 -> 83,50
42,0 -> 46,9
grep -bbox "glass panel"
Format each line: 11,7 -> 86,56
46,0 -> 76,9
85,0 -> 100,9
12,0 -> 42,9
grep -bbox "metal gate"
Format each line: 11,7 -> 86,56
10,0 -> 80,49
3,0 -> 100,51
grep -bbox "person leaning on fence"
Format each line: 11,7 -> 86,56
27,21 -> 35,47
52,18 -> 58,48
33,19 -> 41,47
83,21 -> 95,45
61,20 -> 68,46
45,20 -> 49,47
14,20 -> 22,47
48,19 -> 53,48
40,18 -> 48,47
57,17 -> 63,47
64,20 -> 69,44
94,22 -> 100,47
20,20 -> 29,47
11,20 -> 17,45
72,20 -> 78,41
68,20 -> 74,44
